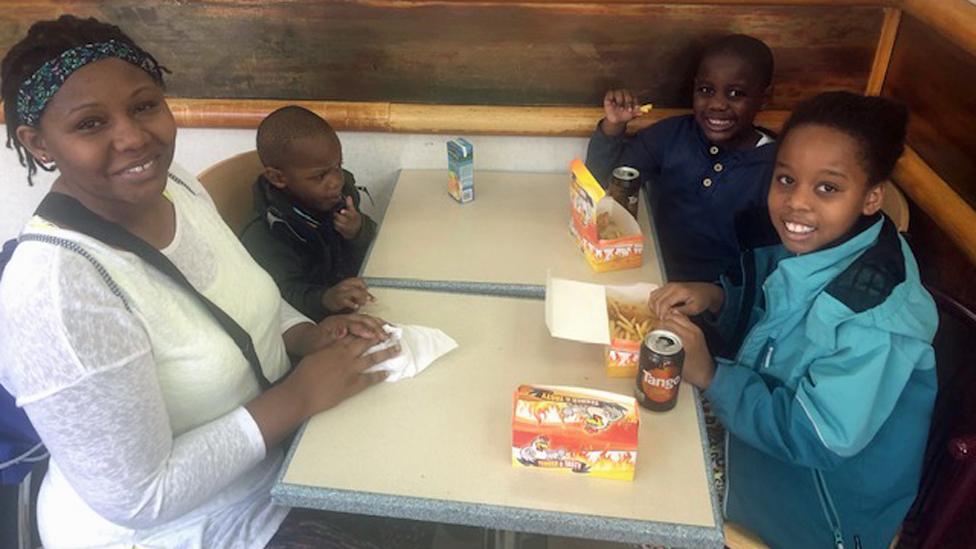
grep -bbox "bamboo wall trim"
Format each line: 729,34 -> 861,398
893,147 -> 976,266
866,7 -> 901,95
162,99 -> 791,136
901,0 -> 976,57
383,0 -> 896,4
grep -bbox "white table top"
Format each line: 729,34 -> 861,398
361,170 -> 665,289
275,288 -> 718,546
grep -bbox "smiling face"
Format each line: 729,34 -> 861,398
270,132 -> 345,214
692,53 -> 770,150
768,124 -> 884,254
16,58 -> 176,214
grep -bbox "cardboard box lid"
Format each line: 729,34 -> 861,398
545,274 -> 658,346
515,384 -> 637,410
570,158 -> 605,201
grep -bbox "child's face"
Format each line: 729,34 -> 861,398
16,58 -> 176,207
274,132 -> 345,214
692,53 -> 770,150
767,124 -> 883,255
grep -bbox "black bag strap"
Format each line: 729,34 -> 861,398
35,191 -> 271,390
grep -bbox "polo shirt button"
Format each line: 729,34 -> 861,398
714,163 -> 724,172
709,146 -> 719,155
703,178 -> 713,187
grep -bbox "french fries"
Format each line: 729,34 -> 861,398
607,298 -> 657,342
638,103 -> 654,114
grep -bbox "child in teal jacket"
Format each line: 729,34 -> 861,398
648,92 -> 937,549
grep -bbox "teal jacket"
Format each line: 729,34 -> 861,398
239,170 -> 376,321
705,213 -> 937,549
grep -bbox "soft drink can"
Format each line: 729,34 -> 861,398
635,329 -> 684,411
608,166 -> 640,219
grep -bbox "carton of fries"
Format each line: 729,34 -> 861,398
545,275 -> 659,378
512,384 -> 639,481
569,158 -> 643,272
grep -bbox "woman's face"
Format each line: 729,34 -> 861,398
17,57 -> 176,209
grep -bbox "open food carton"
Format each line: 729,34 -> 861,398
569,158 -> 643,272
512,385 -> 639,481
545,274 -> 659,378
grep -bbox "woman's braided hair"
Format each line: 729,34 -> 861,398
1,15 -> 168,185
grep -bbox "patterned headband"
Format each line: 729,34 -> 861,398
15,39 -> 164,127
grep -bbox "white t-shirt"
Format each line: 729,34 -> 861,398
0,164 -> 310,548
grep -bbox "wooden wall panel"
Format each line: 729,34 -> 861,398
883,14 -> 976,211
908,202 -> 976,314
0,1 -> 882,109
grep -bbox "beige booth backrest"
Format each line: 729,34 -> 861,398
881,180 -> 910,233
197,150 -> 264,234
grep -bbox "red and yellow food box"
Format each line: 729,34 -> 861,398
569,158 -> 643,272
545,275 -> 659,378
512,384 -> 639,481
604,285 -> 660,378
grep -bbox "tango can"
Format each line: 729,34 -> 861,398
635,329 -> 684,411
607,166 -> 641,219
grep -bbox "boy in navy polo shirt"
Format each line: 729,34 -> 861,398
586,34 -> 776,282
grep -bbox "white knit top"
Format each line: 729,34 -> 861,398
0,164 -> 309,548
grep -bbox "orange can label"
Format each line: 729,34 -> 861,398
640,366 -> 680,403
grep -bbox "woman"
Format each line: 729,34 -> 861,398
0,15 -> 403,548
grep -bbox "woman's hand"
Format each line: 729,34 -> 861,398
660,312 -> 716,390
284,313 -> 389,357
286,335 -> 397,415
648,282 -> 725,320
246,334 -> 398,448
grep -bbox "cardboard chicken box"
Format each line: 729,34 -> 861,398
545,275 -> 659,378
569,158 -> 643,272
512,385 -> 639,481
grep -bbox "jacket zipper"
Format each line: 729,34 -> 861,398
811,469 -> 846,549
761,338 -> 775,369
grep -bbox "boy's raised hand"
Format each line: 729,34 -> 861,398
601,89 -> 641,136
660,312 -> 715,390
333,196 -> 364,240
322,277 -> 375,313
648,282 -> 725,320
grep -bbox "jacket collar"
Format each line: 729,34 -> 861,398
253,175 -> 334,244
767,215 -> 899,312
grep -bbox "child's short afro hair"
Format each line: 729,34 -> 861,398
780,91 -> 908,185
701,34 -> 775,88
256,105 -> 336,168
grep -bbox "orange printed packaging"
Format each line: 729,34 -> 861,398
545,275 -> 659,378
569,158 -> 643,272
511,385 -> 639,481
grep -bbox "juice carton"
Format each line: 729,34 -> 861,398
512,385 -> 639,481
569,158 -> 643,272
544,274 -> 659,378
447,137 -> 474,203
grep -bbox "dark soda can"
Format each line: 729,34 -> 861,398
635,329 -> 684,411
608,166 -> 641,219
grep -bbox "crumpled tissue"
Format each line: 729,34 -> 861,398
364,324 -> 458,382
